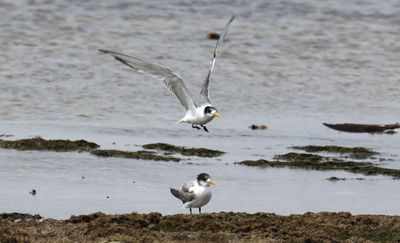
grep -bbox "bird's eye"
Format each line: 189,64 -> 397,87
204,106 -> 212,114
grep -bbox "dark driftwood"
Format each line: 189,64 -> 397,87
323,123 -> 400,133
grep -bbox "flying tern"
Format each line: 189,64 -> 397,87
99,16 -> 235,132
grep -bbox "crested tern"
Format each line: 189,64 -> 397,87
170,173 -> 216,214
99,16 -> 235,132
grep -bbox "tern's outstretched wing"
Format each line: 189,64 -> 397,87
199,16 -> 235,106
99,49 -> 197,112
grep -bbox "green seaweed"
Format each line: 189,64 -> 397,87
91,149 -> 180,162
237,158 -> 373,170
292,145 -> 378,159
0,137 -> 99,152
237,153 -> 400,179
275,153 -> 325,162
142,143 -> 225,157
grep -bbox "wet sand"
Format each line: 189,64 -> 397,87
1,211 -> 400,242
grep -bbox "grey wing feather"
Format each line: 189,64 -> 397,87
170,188 -> 195,203
99,49 -> 197,112
199,16 -> 235,105
181,180 -> 195,192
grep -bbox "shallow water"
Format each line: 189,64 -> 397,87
0,0 -> 399,219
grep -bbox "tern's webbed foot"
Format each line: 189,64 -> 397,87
192,125 -> 201,130
201,125 -> 209,133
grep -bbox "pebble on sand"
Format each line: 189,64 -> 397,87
249,124 -> 268,130
207,32 -> 220,39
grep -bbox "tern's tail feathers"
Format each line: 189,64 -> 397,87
170,188 -> 181,199
177,117 -> 186,124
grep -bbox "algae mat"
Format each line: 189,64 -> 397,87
143,143 -> 225,157
0,137 -> 99,152
237,153 -> 400,179
1,212 -> 400,242
0,138 -> 222,161
292,145 -> 378,159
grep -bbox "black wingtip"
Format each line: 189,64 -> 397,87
170,188 -> 181,199
226,16 -> 235,25
114,56 -> 124,62
114,56 -> 129,65
98,49 -> 109,54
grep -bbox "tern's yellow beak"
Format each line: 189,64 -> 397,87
207,179 -> 217,185
212,111 -> 221,118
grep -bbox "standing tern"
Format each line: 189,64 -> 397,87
170,173 -> 216,214
99,16 -> 235,132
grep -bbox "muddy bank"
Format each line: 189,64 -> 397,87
1,212 -> 399,242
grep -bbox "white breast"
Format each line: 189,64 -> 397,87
183,183 -> 212,209
179,106 -> 215,125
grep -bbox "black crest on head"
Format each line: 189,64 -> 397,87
204,106 -> 215,114
197,173 -> 211,182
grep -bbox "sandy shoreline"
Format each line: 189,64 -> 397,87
1,211 -> 399,242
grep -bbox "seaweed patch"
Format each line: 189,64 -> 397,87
142,143 -> 225,157
292,145 -> 378,159
1,212 -> 400,242
91,149 -> 180,162
237,153 -> 400,179
0,137 -> 99,152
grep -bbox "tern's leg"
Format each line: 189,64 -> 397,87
192,125 -> 201,130
190,208 -> 192,214
199,207 -> 201,214
201,125 -> 209,133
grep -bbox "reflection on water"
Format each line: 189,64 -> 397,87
0,0 -> 399,218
